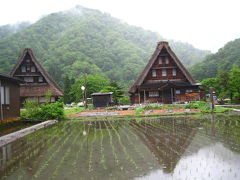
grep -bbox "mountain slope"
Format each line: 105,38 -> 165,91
0,6 -> 210,88
190,38 -> 240,80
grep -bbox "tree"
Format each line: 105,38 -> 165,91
229,65 -> 240,103
63,76 -> 75,104
100,81 -> 124,104
71,74 -> 109,102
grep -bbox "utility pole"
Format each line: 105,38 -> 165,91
0,80 -> 3,122
210,87 -> 215,110
84,73 -> 88,109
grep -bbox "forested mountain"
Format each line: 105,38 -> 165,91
0,22 -> 31,39
0,6 -> 210,88
190,38 -> 240,81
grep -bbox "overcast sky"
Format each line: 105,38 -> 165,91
0,0 -> 239,52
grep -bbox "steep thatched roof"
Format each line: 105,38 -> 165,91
129,41 -> 196,93
10,48 -> 63,97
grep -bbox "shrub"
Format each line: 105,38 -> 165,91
186,101 -> 231,113
21,101 -> 65,120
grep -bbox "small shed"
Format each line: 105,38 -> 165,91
0,73 -> 23,121
91,92 -> 113,108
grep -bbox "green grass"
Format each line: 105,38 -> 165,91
64,107 -> 85,116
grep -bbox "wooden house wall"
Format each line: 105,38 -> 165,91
92,95 -> 112,108
145,55 -> 187,82
0,79 -> 20,120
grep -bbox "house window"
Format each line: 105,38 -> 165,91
26,59 -> 30,63
26,66 -> 30,72
24,77 -> 34,82
21,66 -> 26,72
159,58 -> 163,64
165,57 -> 169,64
31,66 -> 36,72
162,69 -> 167,76
175,90 -> 181,94
38,76 -> 43,82
186,89 -> 193,93
0,86 -> 10,105
149,91 -> 159,97
152,70 -> 157,77
172,69 -> 177,76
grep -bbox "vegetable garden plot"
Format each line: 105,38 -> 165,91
1,115 -> 240,180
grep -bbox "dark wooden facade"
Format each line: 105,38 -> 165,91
129,41 -> 201,104
0,73 -> 22,121
10,49 -> 63,105
92,92 -> 113,108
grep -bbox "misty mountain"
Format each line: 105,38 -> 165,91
0,22 -> 31,39
0,6 -> 210,88
190,38 -> 240,81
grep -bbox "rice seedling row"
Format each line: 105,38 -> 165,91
98,121 -> 107,170
49,124 -> 84,180
108,121 -> 139,171
103,121 -> 120,166
32,125 -> 77,179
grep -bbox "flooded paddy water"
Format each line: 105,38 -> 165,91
0,114 -> 240,180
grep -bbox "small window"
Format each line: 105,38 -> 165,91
175,90 -> 181,94
21,66 -> 26,72
31,66 -> 36,72
162,69 -> 167,76
152,70 -> 157,77
159,58 -> 163,64
5,87 -> 10,104
165,57 -> 169,64
24,77 -> 34,82
26,66 -> 30,72
186,89 -> 193,93
0,86 -> 10,105
173,69 -> 177,76
39,76 -> 43,82
0,86 -> 4,104
26,59 -> 30,63
149,91 -> 159,97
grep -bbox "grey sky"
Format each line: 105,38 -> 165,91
0,0 -> 239,52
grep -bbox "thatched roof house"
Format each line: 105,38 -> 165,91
10,48 -> 63,104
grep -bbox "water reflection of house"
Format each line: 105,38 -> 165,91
131,119 -> 197,173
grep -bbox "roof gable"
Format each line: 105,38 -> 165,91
129,41 -> 196,93
10,48 -> 63,96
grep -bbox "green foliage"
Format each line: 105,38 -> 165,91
63,76 -> 75,104
100,81 -> 124,104
135,107 -> 145,115
120,95 -> 130,105
186,101 -> 231,113
190,38 -> 240,81
200,65 -> 240,103
186,101 -> 210,111
45,90 -> 52,104
21,101 -> 65,120
0,6 -> 209,89
64,107 -> 84,116
71,74 -> 109,102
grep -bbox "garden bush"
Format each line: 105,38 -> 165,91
21,100 -> 65,120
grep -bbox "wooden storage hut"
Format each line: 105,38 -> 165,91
92,92 -> 113,108
129,41 -> 201,104
0,73 -> 22,121
10,48 -> 63,105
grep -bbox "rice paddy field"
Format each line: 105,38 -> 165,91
0,114 -> 240,180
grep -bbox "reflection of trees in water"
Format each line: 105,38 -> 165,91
1,116 -> 240,180
131,118 -> 198,173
